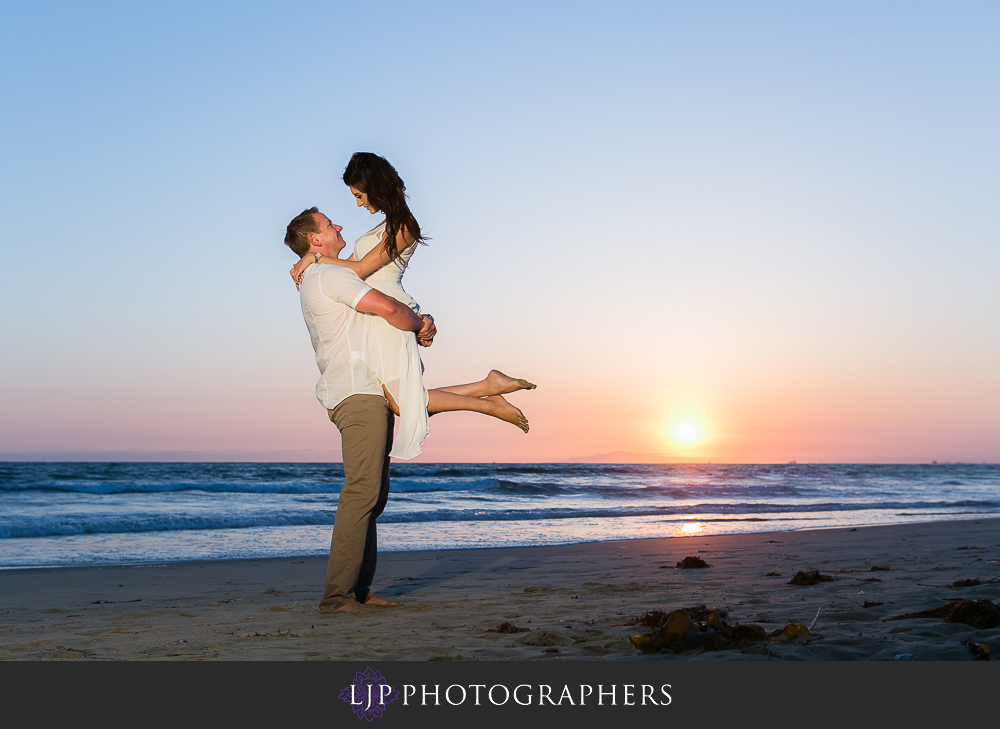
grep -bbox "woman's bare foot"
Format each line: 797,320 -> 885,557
364,594 -> 401,607
486,369 -> 536,395
487,395 -> 529,433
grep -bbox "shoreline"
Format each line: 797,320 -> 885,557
2,518 -> 998,660
4,513 -> 993,573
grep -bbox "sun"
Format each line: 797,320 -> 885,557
677,422 -> 698,442
663,417 -> 706,448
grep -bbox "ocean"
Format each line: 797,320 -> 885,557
1,462 -> 998,569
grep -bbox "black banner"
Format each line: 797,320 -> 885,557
5,660 -> 996,726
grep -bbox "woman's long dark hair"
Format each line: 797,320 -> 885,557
342,152 -> 426,266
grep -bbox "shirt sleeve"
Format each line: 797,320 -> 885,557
319,266 -> 373,310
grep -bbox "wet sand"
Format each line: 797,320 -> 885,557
2,518 -> 998,660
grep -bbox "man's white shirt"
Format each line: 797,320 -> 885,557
299,264 -> 384,411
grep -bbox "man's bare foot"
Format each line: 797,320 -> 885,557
322,600 -> 369,614
486,395 -> 529,433
364,594 -> 402,607
486,369 -> 536,395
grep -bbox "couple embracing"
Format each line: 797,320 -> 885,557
284,152 -> 535,614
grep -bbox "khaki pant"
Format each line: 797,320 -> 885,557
319,395 -> 394,612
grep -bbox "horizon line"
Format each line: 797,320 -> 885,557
1,451 -> 995,466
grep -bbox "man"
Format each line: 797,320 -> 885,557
284,207 -> 435,614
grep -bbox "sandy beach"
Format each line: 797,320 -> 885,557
2,518 -> 998,661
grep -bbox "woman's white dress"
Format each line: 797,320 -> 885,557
354,221 -> 429,459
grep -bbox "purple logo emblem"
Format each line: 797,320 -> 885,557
339,667 -> 399,721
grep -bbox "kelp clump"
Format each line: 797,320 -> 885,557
629,605 -> 765,654
788,570 -> 835,586
485,621 -> 530,633
886,600 -> 1000,630
766,622 -> 814,642
676,556 -> 712,569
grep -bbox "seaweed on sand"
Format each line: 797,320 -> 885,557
629,605 -> 765,653
885,600 -> 1000,630
485,621 -> 530,633
788,570 -> 835,586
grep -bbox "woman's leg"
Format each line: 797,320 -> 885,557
381,384 -> 529,433
435,369 -> 536,398
426,390 -> 529,433
381,386 -> 401,416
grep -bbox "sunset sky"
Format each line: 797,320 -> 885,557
2,1 -> 998,463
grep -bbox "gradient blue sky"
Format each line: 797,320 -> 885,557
2,1 -> 998,462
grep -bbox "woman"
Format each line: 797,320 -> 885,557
291,152 -> 534,459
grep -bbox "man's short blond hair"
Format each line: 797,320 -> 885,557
284,207 -> 320,257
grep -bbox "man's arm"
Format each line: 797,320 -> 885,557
355,289 -> 423,332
